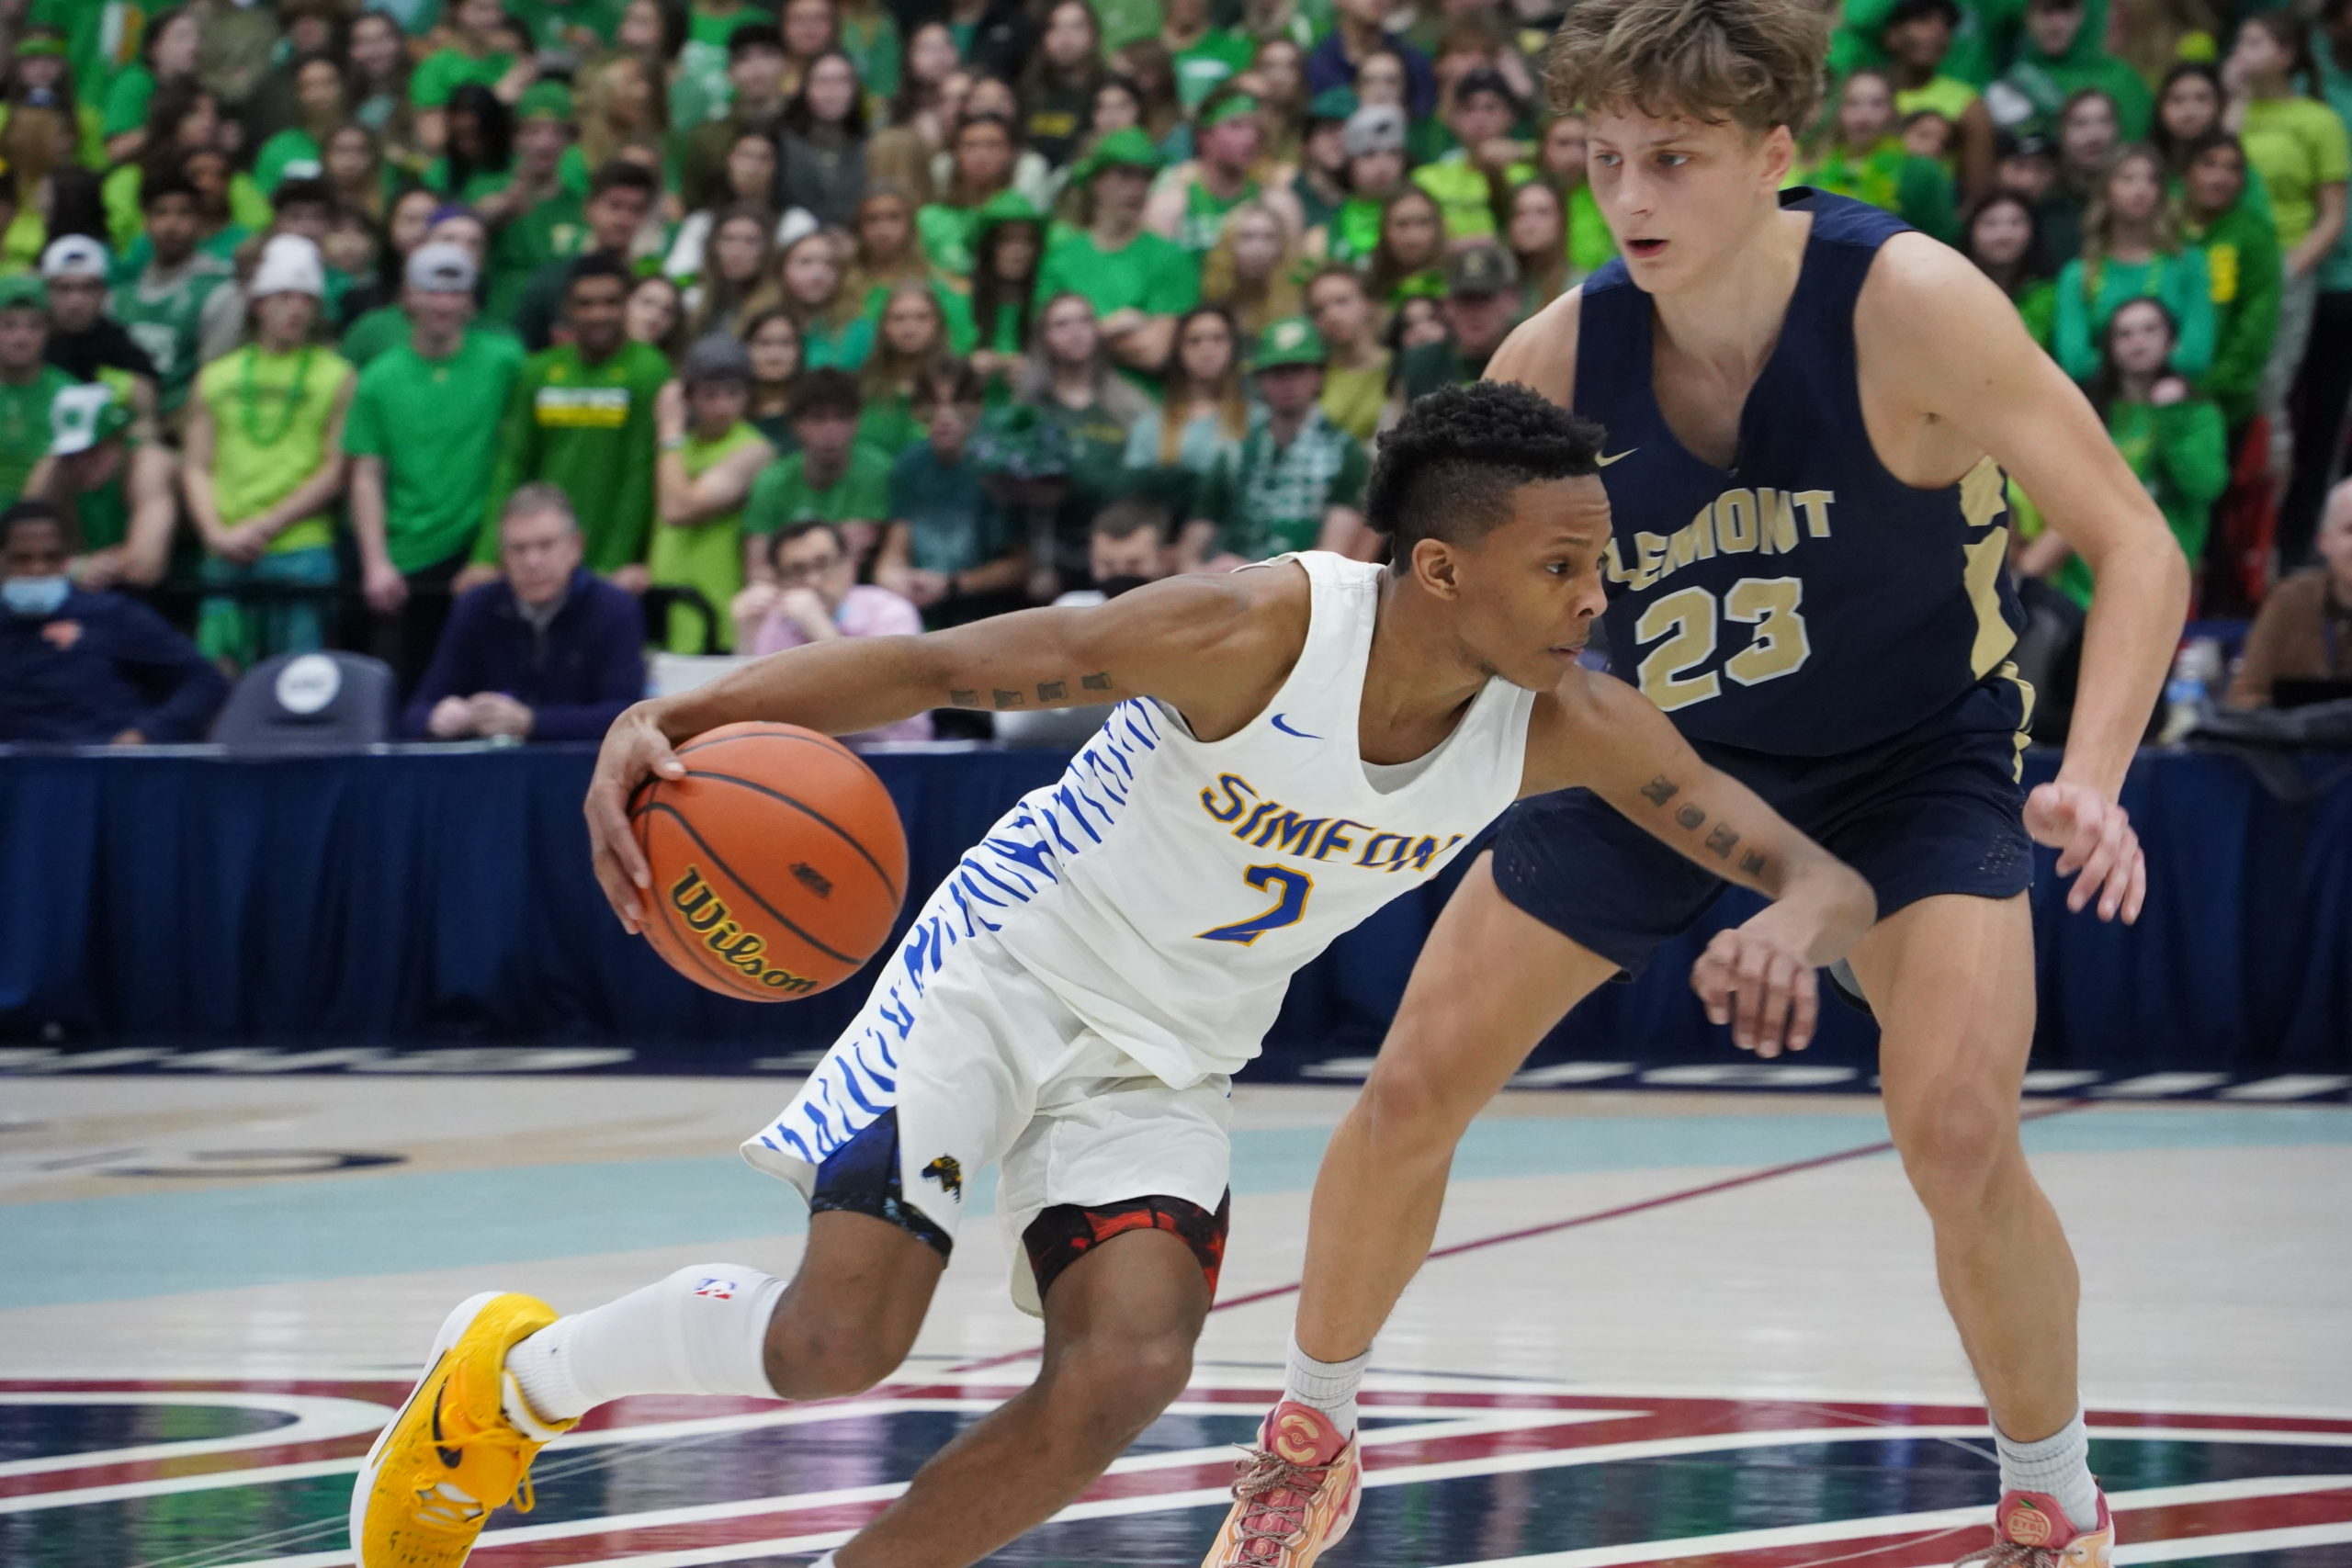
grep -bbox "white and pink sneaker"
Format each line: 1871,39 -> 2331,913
1956,1489 -> 2115,1567
1199,1401 -> 1363,1568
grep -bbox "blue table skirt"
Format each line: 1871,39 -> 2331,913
1,745 -> 2343,1074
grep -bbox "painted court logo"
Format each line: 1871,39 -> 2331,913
6,1382 -> 2346,1568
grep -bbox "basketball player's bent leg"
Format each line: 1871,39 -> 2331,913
840,1213 -> 1218,1568
1294,853 -> 1619,1368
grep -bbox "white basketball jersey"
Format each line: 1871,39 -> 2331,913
874,552 -> 1536,1088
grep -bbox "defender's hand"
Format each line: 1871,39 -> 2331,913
585,701 -> 686,933
2025,779 -> 2145,922
1691,913 -> 1821,1058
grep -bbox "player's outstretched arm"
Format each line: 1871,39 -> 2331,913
1863,235 -> 2191,923
1525,673 -> 1877,1055
585,570 -> 1301,929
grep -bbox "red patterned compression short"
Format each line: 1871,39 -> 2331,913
1021,1190 -> 1231,1303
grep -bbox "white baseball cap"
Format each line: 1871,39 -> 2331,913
404,241 -> 479,294
251,233 -> 326,299
40,234 -> 111,281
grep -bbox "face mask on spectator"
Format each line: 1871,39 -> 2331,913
2,575 -> 71,618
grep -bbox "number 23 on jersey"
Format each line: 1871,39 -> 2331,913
1634,576 -> 1812,712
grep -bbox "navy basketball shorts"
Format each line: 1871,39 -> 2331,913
1492,671 -> 2037,976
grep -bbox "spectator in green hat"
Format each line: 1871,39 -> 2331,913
22,380 -> 179,592
968,191 -> 1046,383
1182,315 -> 1372,568
1292,88 -> 1358,234
1035,128 -> 1198,375
1146,88 -> 1306,256
0,277 -> 79,513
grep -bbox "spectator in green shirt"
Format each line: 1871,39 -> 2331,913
109,169 -> 236,418
102,7 -> 200,165
1007,291 -> 1151,593
2177,133 -> 2284,431
2018,298 -> 2227,605
466,254 -> 673,591
741,367 -> 897,580
1412,69 -> 1532,245
651,334 -> 775,652
509,159 -> 662,351
1146,89 -> 1306,256
1183,316 -> 1371,567
1159,0 -> 1254,109
2225,12 -> 2351,481
1880,0 -> 1996,198
413,0 -> 533,155
347,242 -> 528,689
0,279 -> 81,511
1984,0 -> 2152,143
918,111 -> 1023,278
252,53 -> 352,197
1394,241 -> 1521,404
2051,145 -> 2215,383
875,362 -> 1028,626
1962,190 -> 2059,349
1035,129 -> 1199,376
967,192 -> 1046,388
1798,68 -> 1962,244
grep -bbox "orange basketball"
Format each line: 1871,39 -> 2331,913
629,722 -> 910,1001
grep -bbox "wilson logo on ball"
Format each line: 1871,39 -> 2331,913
668,866 -> 820,994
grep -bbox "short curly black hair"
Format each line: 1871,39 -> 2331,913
1366,381 -> 1607,552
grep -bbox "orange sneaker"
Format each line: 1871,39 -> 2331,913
1956,1489 -> 2115,1567
1200,1401 -> 1362,1568
349,1291 -> 575,1568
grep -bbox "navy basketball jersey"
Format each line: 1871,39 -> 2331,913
1573,187 -> 2025,756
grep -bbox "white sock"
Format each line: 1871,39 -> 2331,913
1995,1411 -> 2098,1529
503,1265 -> 786,1427
1283,1334 -> 1369,1438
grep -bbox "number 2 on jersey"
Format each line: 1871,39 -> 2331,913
1198,863 -> 1315,945
1634,576 -> 1811,712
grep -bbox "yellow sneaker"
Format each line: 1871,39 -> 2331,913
349,1291 -> 574,1568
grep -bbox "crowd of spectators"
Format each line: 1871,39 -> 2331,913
3,0 -> 2351,746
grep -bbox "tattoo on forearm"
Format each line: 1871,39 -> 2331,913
1641,773 -> 1770,879
951,671 -> 1114,709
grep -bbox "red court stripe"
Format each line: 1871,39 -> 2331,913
941,1100 -> 2091,1375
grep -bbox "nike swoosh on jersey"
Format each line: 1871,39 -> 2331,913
1598,449 -> 1638,467
1269,713 -> 1322,739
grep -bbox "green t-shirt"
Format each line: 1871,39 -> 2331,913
802,313 -> 876,371
2184,200 -> 2286,425
674,2 -> 777,130
1169,29 -> 1253,108
506,0 -> 628,49
474,338 -> 675,570
339,304 -> 413,369
194,345 -> 357,556
110,254 -> 233,415
1795,144 -> 1959,246
1566,182 -> 1617,276
856,391 -> 926,461
2241,96 -> 2352,251
344,328 -> 528,572
1412,154 -> 1533,245
743,443 -> 896,534
485,189 -> 590,324
917,201 -> 988,278
2055,398 -> 2227,607
650,420 -> 768,652
0,366 -> 76,510
1034,228 -> 1201,320
888,443 -> 1008,578
412,47 -> 517,109
103,61 -> 155,138
2052,250 -> 2216,383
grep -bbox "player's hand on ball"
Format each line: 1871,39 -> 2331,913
1691,917 -> 1819,1058
2024,780 -> 2145,923
586,701 -> 686,933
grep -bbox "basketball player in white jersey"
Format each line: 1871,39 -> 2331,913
349,384 -> 1875,1568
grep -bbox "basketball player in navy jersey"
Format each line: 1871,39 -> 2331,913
1204,4 -> 2189,1567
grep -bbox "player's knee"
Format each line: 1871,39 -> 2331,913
763,1304 -> 910,1399
1360,1045 -> 1481,1149
1891,1088 -> 2021,1210
1048,1323 -> 1193,1442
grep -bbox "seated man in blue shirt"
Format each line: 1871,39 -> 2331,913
404,484 -> 647,742
0,501 -> 226,744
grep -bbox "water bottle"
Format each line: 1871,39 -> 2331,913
2159,638 -> 2221,743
